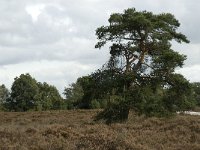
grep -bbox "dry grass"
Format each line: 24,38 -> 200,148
0,110 -> 200,150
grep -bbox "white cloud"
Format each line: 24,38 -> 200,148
0,60 -> 100,93
26,4 -> 46,22
177,65 -> 200,82
0,0 -> 200,94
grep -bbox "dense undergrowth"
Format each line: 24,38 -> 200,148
0,110 -> 200,150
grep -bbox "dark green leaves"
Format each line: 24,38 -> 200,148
94,8 -> 193,122
5,74 -> 63,111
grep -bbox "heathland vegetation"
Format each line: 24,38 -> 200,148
0,110 -> 200,149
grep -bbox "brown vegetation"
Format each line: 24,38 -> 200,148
0,110 -> 200,150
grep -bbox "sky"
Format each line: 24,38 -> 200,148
0,0 -> 200,94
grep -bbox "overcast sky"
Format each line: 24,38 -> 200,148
0,0 -> 200,94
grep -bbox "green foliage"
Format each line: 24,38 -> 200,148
163,74 -> 196,111
9,74 -> 39,111
5,73 -> 63,111
36,82 -> 64,110
94,8 -> 193,122
100,98 -> 108,108
95,95 -> 129,124
78,76 -> 98,108
64,72 -> 124,109
191,82 -> 200,106
64,75 -> 112,109
0,84 -> 10,111
63,100 -> 74,110
64,78 -> 84,108
90,99 -> 101,109
127,86 -> 166,117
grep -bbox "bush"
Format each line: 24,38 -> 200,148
95,96 -> 129,124
90,99 -> 101,109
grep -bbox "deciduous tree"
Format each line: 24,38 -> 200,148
10,73 -> 39,111
36,82 -> 63,110
0,84 -> 10,111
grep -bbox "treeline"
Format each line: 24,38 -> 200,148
65,72 -> 200,110
0,72 -> 200,113
0,74 -> 64,111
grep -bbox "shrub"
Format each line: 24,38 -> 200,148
90,99 -> 101,109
